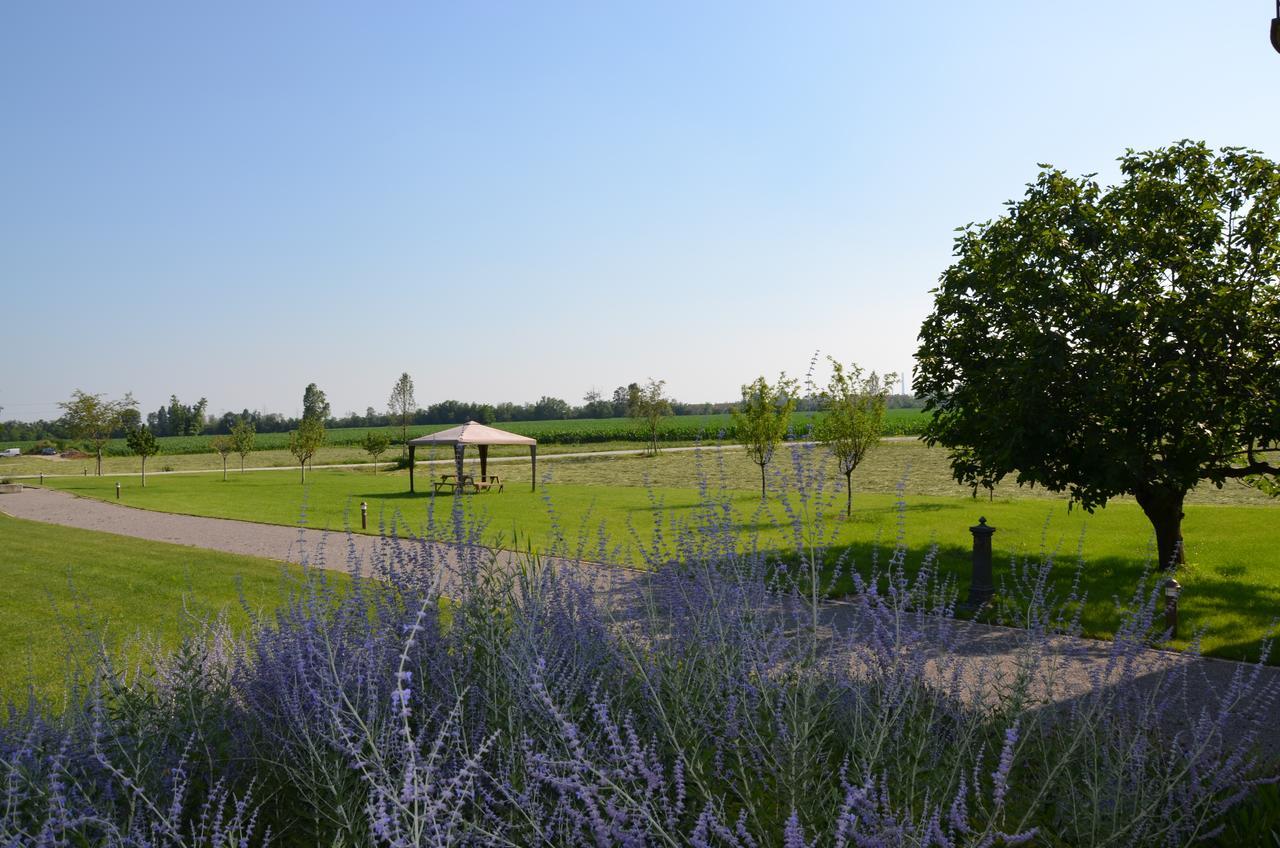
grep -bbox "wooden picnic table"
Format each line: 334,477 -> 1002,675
432,473 -> 503,494
433,473 -> 474,494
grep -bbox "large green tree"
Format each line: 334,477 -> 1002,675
303,383 -> 330,425
58,390 -> 138,476
733,374 -> 797,499
815,360 -> 893,517
916,141 -> 1280,571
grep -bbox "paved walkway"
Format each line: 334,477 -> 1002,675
4,485 -> 1278,756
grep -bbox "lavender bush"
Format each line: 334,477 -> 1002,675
2,446 -> 1278,846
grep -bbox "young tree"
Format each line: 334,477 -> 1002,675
733,374 -> 798,499
125,425 -> 159,487
289,418 -> 325,484
630,378 -> 671,456
302,383 -> 330,425
210,435 -> 233,482
388,372 -> 416,455
916,141 -> 1280,570
301,383 -> 328,470
361,431 -> 390,474
58,390 -> 138,476
815,360 -> 893,517
229,416 -> 256,472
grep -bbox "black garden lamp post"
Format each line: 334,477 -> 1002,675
1273,1 -> 1280,54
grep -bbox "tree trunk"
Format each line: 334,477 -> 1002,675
1135,486 -> 1187,571
240,455 -> 245,473
222,457 -> 227,482
96,448 -> 103,477
760,463 -> 767,499
141,457 -> 146,487
845,470 -> 853,518
300,461 -> 306,484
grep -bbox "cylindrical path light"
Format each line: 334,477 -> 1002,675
1273,1 -> 1280,53
967,516 -> 996,608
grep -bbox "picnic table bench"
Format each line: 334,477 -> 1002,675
433,474 -> 503,494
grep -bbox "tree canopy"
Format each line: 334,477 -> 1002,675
289,418 -> 325,484
733,374 -> 797,498
915,141 -> 1280,570
630,379 -> 671,456
388,373 -> 415,454
815,360 -> 893,517
125,425 -> 159,486
58,390 -> 138,477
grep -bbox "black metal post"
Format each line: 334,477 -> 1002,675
1272,0 -> 1280,53
967,516 -> 996,608
115,482 -> 121,500
361,501 -> 368,530
1163,577 -> 1181,639
408,444 -> 415,493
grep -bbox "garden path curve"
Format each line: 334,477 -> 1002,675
4,485 -> 1279,756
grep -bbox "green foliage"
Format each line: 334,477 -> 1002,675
288,417 -> 325,483
361,430 -> 391,474
229,416 -> 255,472
916,140 -> 1280,570
302,382 -> 330,424
732,373 -> 797,497
210,435 -> 233,481
58,389 -> 138,476
125,425 -> 159,459
630,378 -> 672,456
815,359 -> 893,516
388,372 -> 415,455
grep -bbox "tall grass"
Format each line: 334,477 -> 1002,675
2,446 -> 1275,846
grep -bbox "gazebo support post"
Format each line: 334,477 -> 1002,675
530,444 -> 537,491
409,444 -> 416,493
454,444 -> 465,489
479,444 -> 489,481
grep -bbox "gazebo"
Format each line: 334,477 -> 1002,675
406,421 -> 537,493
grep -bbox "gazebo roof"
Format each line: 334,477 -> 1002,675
407,421 -> 536,447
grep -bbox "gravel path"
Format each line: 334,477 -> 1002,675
4,485 -> 1278,755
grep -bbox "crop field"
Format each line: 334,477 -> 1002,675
0,408 -> 930,458
37,439 -> 1280,663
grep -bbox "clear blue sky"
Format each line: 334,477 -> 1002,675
2,1 -> 1277,421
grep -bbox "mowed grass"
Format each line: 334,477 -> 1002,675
0,513 -> 320,705
39,441 -> 1280,663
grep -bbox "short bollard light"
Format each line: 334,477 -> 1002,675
967,516 -> 997,608
115,482 -> 121,500
361,500 -> 368,530
1163,577 -> 1182,640
1272,0 -> 1280,54
39,472 -> 43,484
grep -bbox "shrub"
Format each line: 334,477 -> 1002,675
2,447 -> 1276,845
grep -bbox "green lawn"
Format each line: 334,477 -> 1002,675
38,441 -> 1280,663
0,513 -> 318,705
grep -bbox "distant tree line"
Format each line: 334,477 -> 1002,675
0,384 -> 923,442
